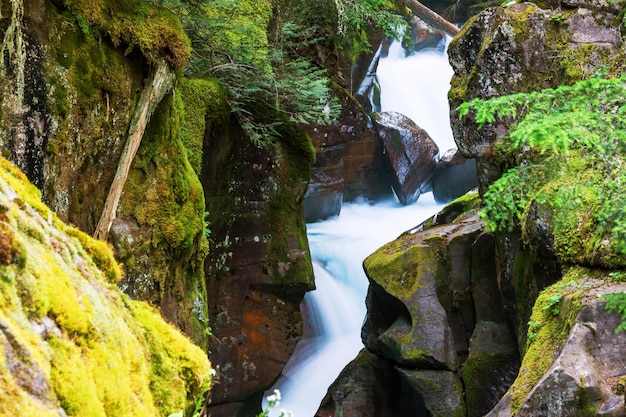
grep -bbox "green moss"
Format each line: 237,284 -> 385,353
364,241 -> 435,300
50,337 -> 106,417
509,267 -> 590,414
178,78 -> 229,175
118,91 -> 209,345
122,93 -> 205,250
66,227 -> 122,283
265,137 -> 315,289
560,44 -> 612,81
60,0 -> 190,69
421,191 -> 480,229
0,155 -> 212,416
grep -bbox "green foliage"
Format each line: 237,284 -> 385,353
155,0 -> 339,147
203,211 -> 211,238
542,293 -> 562,315
458,75 -> 626,267
603,292 -> 626,333
527,320 -> 541,341
334,0 -> 409,56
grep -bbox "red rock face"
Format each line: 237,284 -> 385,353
304,96 -> 393,222
372,111 -> 439,205
202,117 -> 314,415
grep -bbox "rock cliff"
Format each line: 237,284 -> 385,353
318,1 -> 626,416
1,0 -> 319,414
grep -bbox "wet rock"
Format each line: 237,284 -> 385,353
316,349 -> 395,417
303,96 -> 393,222
203,118 -> 315,413
362,208 -> 490,371
432,149 -> 478,203
303,152 -> 344,222
396,368 -> 466,417
372,111 -> 439,205
488,284 -> 626,417
462,321 -> 519,417
360,198 -> 526,417
364,239 -> 458,370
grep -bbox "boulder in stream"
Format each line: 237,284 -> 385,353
432,149 -> 479,203
372,111 -> 439,205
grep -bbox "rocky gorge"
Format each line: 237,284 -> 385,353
317,1 -> 626,417
0,0 -> 626,416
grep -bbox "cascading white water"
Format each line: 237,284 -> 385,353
377,37 -> 456,154
265,36 -> 454,417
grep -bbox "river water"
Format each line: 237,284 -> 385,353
265,36 -> 454,417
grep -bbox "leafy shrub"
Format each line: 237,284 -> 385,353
458,75 -> 626,266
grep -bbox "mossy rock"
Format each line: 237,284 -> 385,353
178,77 -> 229,175
0,156 -> 212,416
117,91 -> 210,346
58,0 -> 190,68
508,267 -> 593,413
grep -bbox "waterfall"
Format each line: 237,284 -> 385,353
377,37 -> 455,154
265,36 -> 454,417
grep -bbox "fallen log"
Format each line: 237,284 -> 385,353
94,58 -> 176,241
406,0 -> 460,37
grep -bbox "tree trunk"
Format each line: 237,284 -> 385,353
94,58 -> 176,241
406,0 -> 460,37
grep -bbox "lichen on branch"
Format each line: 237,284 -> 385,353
0,0 -> 26,108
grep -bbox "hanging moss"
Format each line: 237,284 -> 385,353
58,0 -> 190,69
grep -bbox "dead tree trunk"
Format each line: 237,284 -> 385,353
94,58 -> 176,241
406,0 -> 460,37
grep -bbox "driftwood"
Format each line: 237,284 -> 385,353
94,58 -> 176,241
406,0 -> 460,37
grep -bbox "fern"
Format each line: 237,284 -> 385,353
458,75 -> 626,257
603,293 -> 626,333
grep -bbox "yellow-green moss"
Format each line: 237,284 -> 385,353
509,267 -> 593,414
61,0 -> 190,69
0,156 -> 212,416
364,240 -> 436,300
118,91 -> 210,345
122,93 -> 206,252
66,227 -> 122,283
178,78 -> 229,175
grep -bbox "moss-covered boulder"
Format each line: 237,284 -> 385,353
0,0 -> 213,347
487,268 -> 626,417
361,192 -> 520,416
111,82 -> 221,347
0,156 -> 211,416
448,2 -> 623,193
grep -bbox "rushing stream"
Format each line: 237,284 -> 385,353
265,36 -> 454,417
